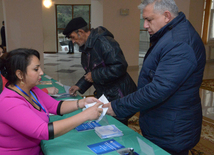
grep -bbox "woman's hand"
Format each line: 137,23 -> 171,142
46,87 -> 59,95
60,97 -> 102,115
53,102 -> 103,138
79,97 -> 101,109
83,102 -> 103,121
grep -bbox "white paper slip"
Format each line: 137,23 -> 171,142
55,81 -> 64,87
63,85 -> 71,94
63,99 -> 78,101
51,93 -> 73,99
99,94 -> 109,104
84,94 -> 109,122
44,75 -> 52,79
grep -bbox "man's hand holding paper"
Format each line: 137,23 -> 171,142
102,102 -> 116,117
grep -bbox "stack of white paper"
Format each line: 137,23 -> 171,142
94,125 -> 123,139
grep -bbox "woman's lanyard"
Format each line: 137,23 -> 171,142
15,84 -> 49,118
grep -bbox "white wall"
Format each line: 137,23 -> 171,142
91,0 -> 141,68
174,0 -> 190,19
3,0 -> 44,68
102,0 -> 141,68
91,0 -> 103,28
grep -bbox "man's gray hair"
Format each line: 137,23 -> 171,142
138,0 -> 178,17
74,25 -> 89,35
78,25 -> 89,32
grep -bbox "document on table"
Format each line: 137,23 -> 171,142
75,121 -> 101,132
51,93 -> 73,99
87,139 -> 125,154
84,94 -> 109,122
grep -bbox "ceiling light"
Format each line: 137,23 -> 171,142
43,0 -> 52,8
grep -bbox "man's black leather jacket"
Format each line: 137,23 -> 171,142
76,26 -> 137,101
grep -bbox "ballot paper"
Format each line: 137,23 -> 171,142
55,81 -> 64,87
94,124 -> 123,139
51,93 -> 73,99
44,75 -> 52,79
84,94 -> 109,122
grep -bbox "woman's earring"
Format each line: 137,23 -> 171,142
21,79 -> 25,86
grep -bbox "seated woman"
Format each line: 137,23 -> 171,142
0,48 -> 103,155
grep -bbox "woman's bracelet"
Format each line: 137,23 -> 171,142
76,99 -> 80,110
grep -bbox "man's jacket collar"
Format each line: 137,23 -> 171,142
150,12 -> 186,45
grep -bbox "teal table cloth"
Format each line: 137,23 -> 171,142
38,74 -> 169,154
41,111 -> 170,155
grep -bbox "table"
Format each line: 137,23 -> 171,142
38,75 -> 169,154
41,111 -> 170,155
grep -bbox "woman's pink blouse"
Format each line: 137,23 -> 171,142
0,86 -> 60,155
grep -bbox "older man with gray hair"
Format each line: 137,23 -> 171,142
104,0 -> 206,154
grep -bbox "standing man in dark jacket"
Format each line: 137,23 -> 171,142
104,0 -> 206,154
63,17 -> 137,125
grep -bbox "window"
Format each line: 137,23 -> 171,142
56,4 -> 91,52
209,1 -> 214,40
202,0 -> 212,43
